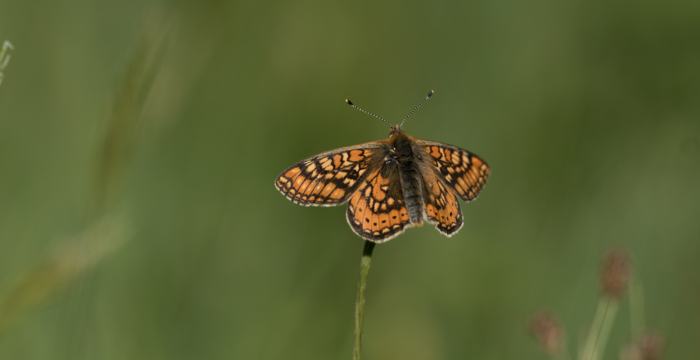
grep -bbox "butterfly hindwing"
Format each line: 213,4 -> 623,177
421,170 -> 463,236
346,164 -> 412,242
275,142 -> 389,206
417,140 -> 490,202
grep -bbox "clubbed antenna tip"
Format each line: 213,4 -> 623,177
345,98 -> 392,126
400,90 -> 435,127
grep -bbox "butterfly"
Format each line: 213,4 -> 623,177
275,91 -> 490,243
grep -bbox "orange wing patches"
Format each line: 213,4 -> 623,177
335,171 -> 348,179
399,208 -> 409,220
426,204 -> 436,218
372,173 -> 389,201
310,181 -> 325,195
298,178 -> 312,194
389,209 -> 400,226
421,171 -> 463,236
420,143 -> 489,202
345,166 -> 411,242
457,176 -> 469,191
285,168 -> 301,179
454,182 -> 466,196
333,154 -> 342,168
321,183 -> 336,197
463,154 -> 472,164
292,176 -> 305,189
349,150 -> 364,162
451,151 -> 461,165
302,179 -> 318,196
330,188 -> 345,200
371,213 -> 381,232
428,146 -> 440,159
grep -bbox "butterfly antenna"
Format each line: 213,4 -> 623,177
400,90 -> 434,127
345,99 -> 393,127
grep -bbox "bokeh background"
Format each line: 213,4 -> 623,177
1,0 -> 699,359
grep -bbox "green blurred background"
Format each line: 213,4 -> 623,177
1,0 -> 699,359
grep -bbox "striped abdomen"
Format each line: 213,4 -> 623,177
398,157 -> 424,225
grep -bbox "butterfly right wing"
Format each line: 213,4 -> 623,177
421,169 -> 464,236
346,163 -> 413,242
417,140 -> 490,202
275,141 -> 389,207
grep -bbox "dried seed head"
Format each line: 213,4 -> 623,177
529,309 -> 565,357
601,248 -> 631,299
621,331 -> 664,360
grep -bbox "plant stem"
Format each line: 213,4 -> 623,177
580,297 -> 619,360
0,40 -> 14,87
594,298 -> 618,360
581,298 -> 608,360
354,240 -> 376,360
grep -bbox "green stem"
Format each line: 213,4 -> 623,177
580,297 -> 619,360
353,240 -> 376,360
581,298 -> 608,360
0,40 -> 14,87
594,299 -> 618,360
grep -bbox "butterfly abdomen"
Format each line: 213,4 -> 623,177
393,137 -> 424,226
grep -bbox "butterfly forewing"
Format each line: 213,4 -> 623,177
275,142 -> 389,206
417,140 -> 490,202
346,164 -> 412,242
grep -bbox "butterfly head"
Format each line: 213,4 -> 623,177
389,124 -> 404,138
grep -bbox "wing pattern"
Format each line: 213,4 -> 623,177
422,170 -> 463,236
275,142 -> 388,206
346,165 -> 413,242
418,140 -> 490,202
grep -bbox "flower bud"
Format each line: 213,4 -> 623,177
601,249 -> 631,299
529,309 -> 565,357
621,331 -> 664,360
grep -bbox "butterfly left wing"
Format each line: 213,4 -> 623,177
416,140 -> 490,202
346,164 -> 413,242
275,142 -> 389,206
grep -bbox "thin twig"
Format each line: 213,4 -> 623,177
353,240 -> 376,360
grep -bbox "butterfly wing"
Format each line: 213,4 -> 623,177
416,140 -> 490,202
421,170 -> 463,236
275,142 -> 389,206
346,162 -> 413,242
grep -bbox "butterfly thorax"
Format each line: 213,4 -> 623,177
388,128 -> 425,226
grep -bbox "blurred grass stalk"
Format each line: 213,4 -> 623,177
532,249 -> 655,360
0,40 -> 14,87
0,10 -> 186,338
0,216 -> 128,336
93,18 -> 168,213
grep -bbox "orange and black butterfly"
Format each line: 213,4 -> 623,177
275,91 -> 489,243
